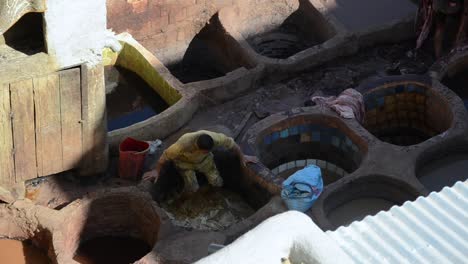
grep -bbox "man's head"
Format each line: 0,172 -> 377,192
197,134 -> 214,152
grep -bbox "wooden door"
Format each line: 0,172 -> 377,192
0,67 -> 83,186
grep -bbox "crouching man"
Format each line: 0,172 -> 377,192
143,130 -> 258,193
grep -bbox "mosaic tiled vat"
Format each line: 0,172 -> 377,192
360,76 -> 453,146
256,114 -> 366,186
241,76 -> 468,230
240,107 -> 369,195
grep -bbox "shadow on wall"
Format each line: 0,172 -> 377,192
1,12 -> 45,55
166,13 -> 255,84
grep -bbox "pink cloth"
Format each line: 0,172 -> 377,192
416,0 -> 433,50
311,88 -> 365,124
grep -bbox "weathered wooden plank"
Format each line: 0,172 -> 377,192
33,74 -> 63,176
59,68 -> 83,170
10,79 -> 37,181
79,64 -> 108,176
0,84 -> 15,186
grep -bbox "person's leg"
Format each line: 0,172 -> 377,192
197,154 -> 223,187
176,167 -> 199,193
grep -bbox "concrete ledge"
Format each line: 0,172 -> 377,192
196,211 -> 353,264
186,65 -> 265,104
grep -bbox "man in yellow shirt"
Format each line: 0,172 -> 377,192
143,130 -> 258,193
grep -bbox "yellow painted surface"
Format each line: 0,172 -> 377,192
102,42 -> 181,106
102,48 -> 118,66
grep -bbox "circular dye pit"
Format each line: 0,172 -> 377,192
161,186 -> 255,231
417,152 -> 468,193
327,198 -> 394,227
324,177 -> 419,229
233,0 -> 334,59
154,150 -> 265,231
58,192 -> 161,263
74,236 -> 151,264
0,239 -> 50,264
258,115 -> 364,185
363,81 -> 452,146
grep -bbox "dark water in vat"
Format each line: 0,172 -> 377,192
418,154 -> 468,192
105,66 -> 169,131
328,198 -> 395,227
73,236 -> 151,264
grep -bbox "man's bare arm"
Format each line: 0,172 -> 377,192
142,153 -> 170,183
231,143 -> 259,166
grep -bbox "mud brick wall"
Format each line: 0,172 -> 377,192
107,0 -> 237,64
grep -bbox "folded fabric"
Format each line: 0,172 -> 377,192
311,88 -> 365,124
282,165 -> 323,198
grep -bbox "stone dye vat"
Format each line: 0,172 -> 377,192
160,187 -> 255,231
105,66 -> 169,131
259,117 -> 363,185
221,0 -> 336,60
54,189 -> 170,263
241,108 -> 367,191
103,35 -> 197,152
153,148 -> 274,231
417,142 -> 468,193
361,76 -> 452,146
239,104 -> 468,230
323,177 -> 419,228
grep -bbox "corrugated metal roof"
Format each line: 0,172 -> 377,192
327,180 -> 468,264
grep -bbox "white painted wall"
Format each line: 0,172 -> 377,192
44,0 -> 109,67
196,211 -> 353,264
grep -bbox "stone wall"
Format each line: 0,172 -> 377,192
107,0 -> 237,64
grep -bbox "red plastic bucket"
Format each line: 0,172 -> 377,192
118,137 -> 150,180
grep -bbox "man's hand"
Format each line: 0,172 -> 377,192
142,170 -> 159,183
243,155 -> 259,165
